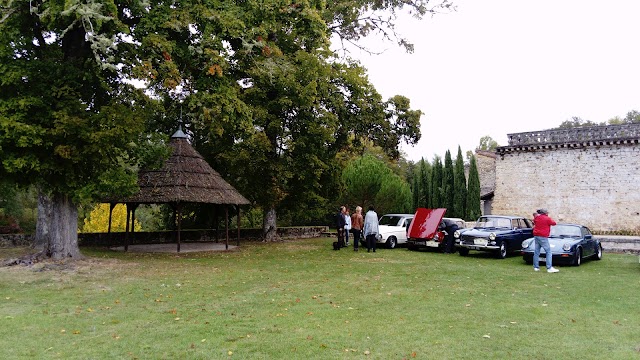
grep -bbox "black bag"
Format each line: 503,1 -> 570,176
333,241 -> 340,250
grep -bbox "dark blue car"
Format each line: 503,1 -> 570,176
454,215 -> 533,259
521,224 -> 603,266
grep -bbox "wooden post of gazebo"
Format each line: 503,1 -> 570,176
225,206 -> 229,250
237,206 -> 241,246
124,205 -> 131,252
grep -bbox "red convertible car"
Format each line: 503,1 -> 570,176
406,208 -> 464,252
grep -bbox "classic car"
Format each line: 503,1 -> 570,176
455,215 -> 533,258
406,208 -> 466,252
521,224 -> 603,266
366,213 -> 414,249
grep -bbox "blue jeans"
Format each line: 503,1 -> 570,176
534,236 -> 553,269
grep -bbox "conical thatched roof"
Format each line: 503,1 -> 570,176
120,129 -> 250,205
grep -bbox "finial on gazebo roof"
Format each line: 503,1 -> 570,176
172,109 -> 188,139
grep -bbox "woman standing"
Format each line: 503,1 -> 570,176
350,206 -> 364,251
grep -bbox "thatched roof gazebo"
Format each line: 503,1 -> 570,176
108,127 -> 250,252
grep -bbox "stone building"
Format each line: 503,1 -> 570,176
491,123 -> 640,234
475,150 -> 496,215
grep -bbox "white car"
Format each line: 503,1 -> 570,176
374,213 -> 414,249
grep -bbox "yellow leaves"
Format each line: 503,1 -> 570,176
207,64 -> 223,77
80,203 -> 141,233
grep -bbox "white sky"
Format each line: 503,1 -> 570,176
348,0 -> 640,162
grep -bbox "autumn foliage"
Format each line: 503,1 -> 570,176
81,204 -> 141,233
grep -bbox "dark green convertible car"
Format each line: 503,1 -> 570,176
521,224 -> 603,266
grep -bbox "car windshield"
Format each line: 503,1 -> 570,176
549,225 -> 582,238
476,217 -> 511,229
379,216 -> 402,226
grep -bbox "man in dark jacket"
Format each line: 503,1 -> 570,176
335,206 -> 346,249
443,219 -> 459,254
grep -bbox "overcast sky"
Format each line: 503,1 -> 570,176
348,0 -> 640,162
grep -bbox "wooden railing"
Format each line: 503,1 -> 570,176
507,124 -> 640,146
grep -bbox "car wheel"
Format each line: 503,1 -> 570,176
386,236 -> 397,249
524,256 -> 533,265
595,244 -> 603,260
497,242 -> 507,259
458,248 -> 469,256
360,240 -> 367,248
573,248 -> 582,266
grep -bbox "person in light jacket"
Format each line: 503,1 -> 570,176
344,207 -> 352,247
363,206 -> 379,253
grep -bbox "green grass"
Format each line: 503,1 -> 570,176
1,239 -> 639,359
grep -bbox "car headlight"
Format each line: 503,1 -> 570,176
434,234 -> 440,241
522,239 -> 533,249
454,230 -> 461,238
563,243 -> 571,251
489,233 -> 496,241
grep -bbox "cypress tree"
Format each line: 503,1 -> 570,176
443,150 -> 455,212
412,175 -> 420,210
430,156 -> 443,208
453,146 -> 467,218
466,155 -> 482,220
419,158 -> 431,208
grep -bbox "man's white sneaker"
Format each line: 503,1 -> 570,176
547,267 -> 559,273
533,268 -> 540,272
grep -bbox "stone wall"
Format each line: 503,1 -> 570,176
0,234 -> 33,248
0,227 -> 328,248
475,150 -> 496,197
493,126 -> 640,234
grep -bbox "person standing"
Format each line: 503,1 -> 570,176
443,219 -> 459,254
351,206 -> 364,251
363,206 -> 379,253
533,208 -> 559,273
335,206 -> 346,249
344,207 -> 352,247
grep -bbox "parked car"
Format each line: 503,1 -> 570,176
366,213 -> 414,249
406,208 -> 466,252
521,224 -> 603,266
455,215 -> 533,258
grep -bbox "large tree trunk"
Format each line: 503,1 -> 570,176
262,206 -> 278,242
33,189 -> 52,251
48,193 -> 82,259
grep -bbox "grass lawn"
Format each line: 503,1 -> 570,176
1,239 -> 639,359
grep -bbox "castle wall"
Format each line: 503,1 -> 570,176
493,144 -> 640,234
